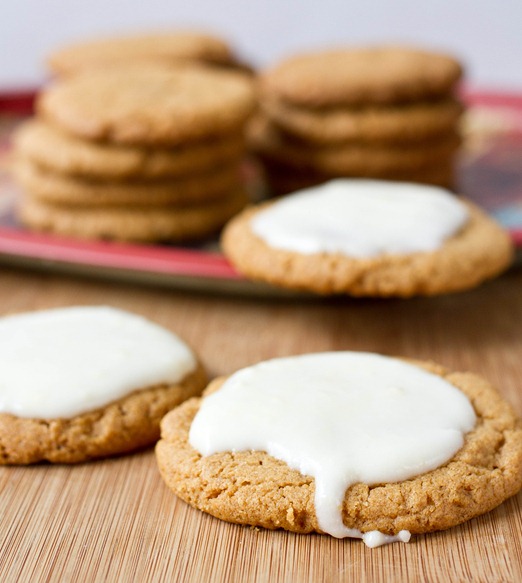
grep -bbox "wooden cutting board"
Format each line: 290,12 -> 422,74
0,266 -> 521,583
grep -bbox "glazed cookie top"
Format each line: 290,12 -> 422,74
260,46 -> 463,107
250,179 -> 469,257
47,31 -> 236,75
0,306 -> 196,418
38,65 -> 256,145
189,351 -> 477,544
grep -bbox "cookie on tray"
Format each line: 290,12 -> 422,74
19,189 -> 248,243
12,64 -> 255,243
250,116 -> 460,177
47,30 -> 250,76
38,65 -> 256,145
0,306 -> 207,464
14,157 -> 242,206
156,351 -> 522,547
13,119 -> 246,180
261,96 -> 463,145
259,46 -> 463,107
221,179 -> 513,296
253,45 -> 464,190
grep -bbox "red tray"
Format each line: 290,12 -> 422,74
1,89 -> 521,296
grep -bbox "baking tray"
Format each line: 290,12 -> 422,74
0,89 -> 521,296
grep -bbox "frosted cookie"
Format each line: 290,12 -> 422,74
19,189 -> 248,243
47,31 -> 244,76
0,306 -> 207,464
156,352 -> 522,547
38,65 -> 256,145
262,96 -> 463,144
14,157 -> 242,206
250,116 -> 460,176
221,180 -> 513,296
260,46 -> 463,108
13,120 -> 246,180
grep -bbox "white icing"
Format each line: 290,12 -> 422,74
251,179 -> 469,257
189,352 -> 476,547
0,306 -> 196,418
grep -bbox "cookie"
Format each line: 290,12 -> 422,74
47,31 -> 237,76
14,157 -> 242,206
38,65 -> 256,145
260,46 -> 463,108
13,119 -> 246,180
262,96 -> 463,144
19,188 -> 249,242
0,306 -> 207,464
221,180 -> 513,296
250,116 -> 460,176
156,354 -> 522,542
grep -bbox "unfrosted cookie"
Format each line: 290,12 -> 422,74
13,119 -> 246,179
262,96 -> 463,144
221,180 -> 513,296
0,306 -> 207,464
19,189 -> 248,242
14,157 -> 242,206
250,116 -> 460,176
47,31 -> 238,76
260,46 -> 463,107
38,65 -> 256,145
156,354 -> 522,543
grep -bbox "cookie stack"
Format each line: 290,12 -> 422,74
13,65 -> 256,242
251,46 -> 464,194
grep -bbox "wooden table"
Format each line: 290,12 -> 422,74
0,265 -> 521,583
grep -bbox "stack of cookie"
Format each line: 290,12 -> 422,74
251,46 -> 464,194
47,30 -> 253,77
13,64 -> 256,242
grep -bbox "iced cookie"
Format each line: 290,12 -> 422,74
221,179 -> 513,296
13,119 -> 246,180
38,65 -> 256,145
156,352 -> 522,547
0,306 -> 207,464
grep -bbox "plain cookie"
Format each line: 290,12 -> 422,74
19,189 -> 249,243
13,119 -> 246,179
259,46 -> 463,107
47,30 -> 238,76
14,157 -> 242,206
38,65 -> 256,145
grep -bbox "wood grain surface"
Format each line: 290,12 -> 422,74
0,266 -> 521,583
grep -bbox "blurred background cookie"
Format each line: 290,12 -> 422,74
47,30 -> 253,77
252,46 -> 464,194
12,64 -> 256,243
